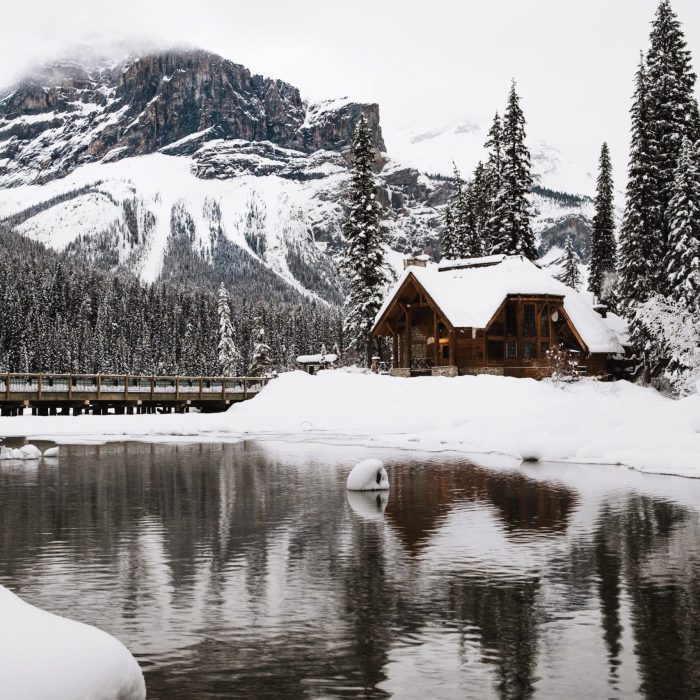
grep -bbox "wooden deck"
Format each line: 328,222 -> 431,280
0,373 -> 270,416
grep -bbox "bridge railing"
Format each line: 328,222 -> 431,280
2,373 -> 271,402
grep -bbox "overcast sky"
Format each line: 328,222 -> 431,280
1,0 -> 699,195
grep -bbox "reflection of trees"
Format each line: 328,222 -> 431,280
5,446 -> 700,699
342,519 -> 394,695
592,495 -> 700,699
448,575 -> 540,700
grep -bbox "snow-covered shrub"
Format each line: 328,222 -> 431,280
538,343 -> 580,386
634,294 -> 700,396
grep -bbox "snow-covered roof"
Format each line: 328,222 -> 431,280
296,353 -> 338,365
374,255 -> 624,354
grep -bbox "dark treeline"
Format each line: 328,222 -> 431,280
0,228 -> 344,375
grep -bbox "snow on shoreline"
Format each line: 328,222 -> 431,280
0,585 -> 145,700
0,371 -> 698,478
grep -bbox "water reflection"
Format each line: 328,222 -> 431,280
1,442 -> 700,698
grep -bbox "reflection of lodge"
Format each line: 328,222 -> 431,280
372,255 -> 624,378
384,462 -> 578,554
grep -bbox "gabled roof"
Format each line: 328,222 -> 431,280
374,255 -> 624,354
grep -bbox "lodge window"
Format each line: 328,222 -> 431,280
540,306 -> 549,337
506,304 -> 517,337
522,342 -> 536,359
523,304 -> 536,337
487,340 -> 504,361
506,341 -> 517,359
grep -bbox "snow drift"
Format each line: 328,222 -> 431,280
226,371 -> 700,478
0,585 -> 145,700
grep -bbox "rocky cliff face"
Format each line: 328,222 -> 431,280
0,49 -> 384,186
0,47 -> 590,303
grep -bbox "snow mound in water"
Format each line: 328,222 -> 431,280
0,585 -> 146,700
43,446 -> 60,458
0,444 -> 42,460
347,458 -> 389,491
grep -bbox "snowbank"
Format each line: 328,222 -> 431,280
1,371 -> 698,478
226,372 -> 700,478
0,444 -> 42,460
0,585 -> 145,700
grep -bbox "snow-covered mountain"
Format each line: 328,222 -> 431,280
0,47 -> 595,302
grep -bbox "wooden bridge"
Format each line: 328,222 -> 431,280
0,373 -> 271,416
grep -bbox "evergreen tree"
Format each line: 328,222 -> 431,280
452,164 -> 478,258
666,137 -> 700,309
589,142 -> 617,306
618,56 -> 662,313
441,203 -> 459,259
340,115 -> 391,365
462,179 -> 484,257
249,321 -> 272,376
646,0 -> 700,252
558,236 -> 582,290
490,83 -> 536,260
483,113 -> 504,247
470,161 -> 491,252
217,283 -> 240,375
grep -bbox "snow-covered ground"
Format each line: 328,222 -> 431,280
0,585 -> 145,700
1,371 -> 698,478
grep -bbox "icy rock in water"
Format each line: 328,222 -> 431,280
346,458 -> 389,491
347,490 -> 389,519
0,444 -> 42,460
0,585 -> 146,700
43,446 -> 60,458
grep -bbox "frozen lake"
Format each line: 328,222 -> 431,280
2,440 -> 700,698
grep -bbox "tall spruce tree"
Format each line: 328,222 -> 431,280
646,0 -> 700,258
483,113 -> 504,247
666,138 -> 700,309
340,115 -> 391,366
589,143 -> 617,306
441,203 -> 459,259
558,236 -> 582,290
463,179 -> 484,257
217,283 -> 240,375
618,56 -> 662,314
452,164 -> 471,258
490,82 -> 536,260
470,161 -> 491,248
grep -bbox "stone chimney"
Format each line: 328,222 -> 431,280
593,303 -> 608,319
403,253 -> 430,269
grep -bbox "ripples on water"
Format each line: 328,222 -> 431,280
2,441 -> 700,699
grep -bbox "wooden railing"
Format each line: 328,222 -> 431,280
2,373 -> 270,403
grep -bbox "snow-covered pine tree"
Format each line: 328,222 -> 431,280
217,283 -> 240,375
666,137 -> 700,310
462,180 -> 484,258
483,113 -> 503,247
452,164 -> 470,258
469,161 -> 490,252
558,236 -> 582,290
340,115 -> 392,366
588,142 -> 617,306
618,56 -> 662,314
441,203 -> 459,259
249,321 -> 272,376
646,0 -> 700,263
490,82 -> 536,260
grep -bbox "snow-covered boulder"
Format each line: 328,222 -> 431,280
347,490 -> 389,519
0,444 -> 42,460
43,446 -> 60,458
0,585 -> 145,700
347,458 -> 389,491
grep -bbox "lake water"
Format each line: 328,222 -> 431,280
2,440 -> 700,699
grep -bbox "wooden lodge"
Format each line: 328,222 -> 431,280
372,255 -> 624,379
